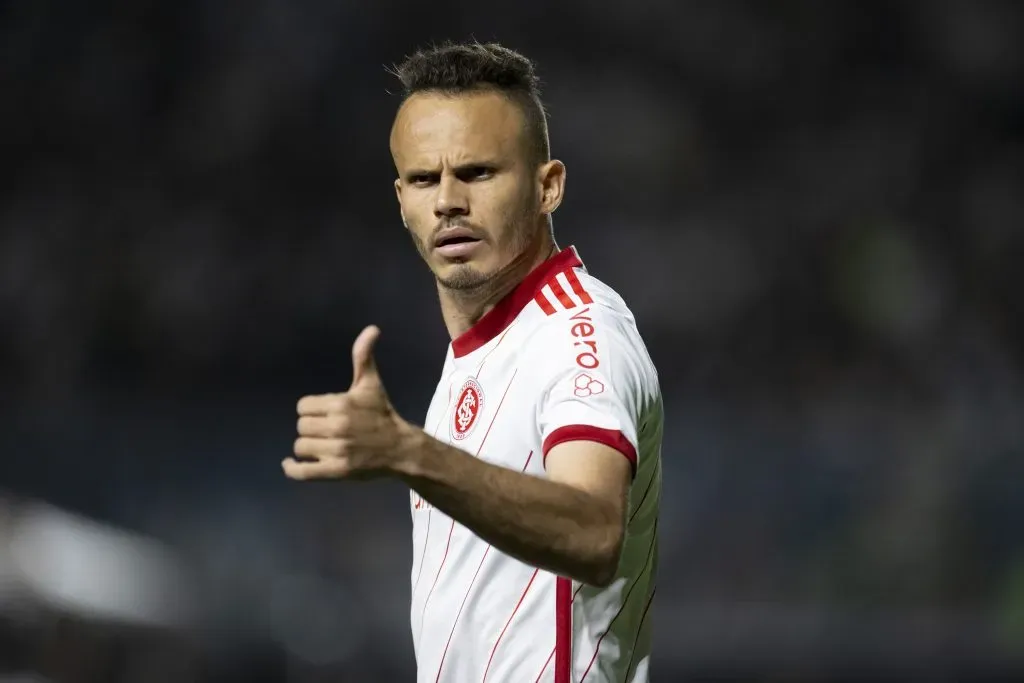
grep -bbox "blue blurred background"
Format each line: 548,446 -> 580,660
1,1 -> 1022,681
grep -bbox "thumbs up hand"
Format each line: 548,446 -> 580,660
284,325 -> 412,481
349,324 -> 383,392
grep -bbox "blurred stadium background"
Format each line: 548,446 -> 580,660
1,1 -> 1023,681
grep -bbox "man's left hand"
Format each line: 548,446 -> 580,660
283,325 -> 410,481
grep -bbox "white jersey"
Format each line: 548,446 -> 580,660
410,246 -> 662,683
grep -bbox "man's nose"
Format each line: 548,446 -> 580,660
434,176 -> 468,217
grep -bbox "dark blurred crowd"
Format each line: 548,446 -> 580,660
1,1 -> 1022,681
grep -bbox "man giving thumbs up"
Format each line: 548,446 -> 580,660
287,325 -> 406,480
283,42 -> 663,683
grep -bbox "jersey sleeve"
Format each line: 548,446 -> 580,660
529,305 -> 649,476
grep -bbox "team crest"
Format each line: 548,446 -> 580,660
451,378 -> 484,441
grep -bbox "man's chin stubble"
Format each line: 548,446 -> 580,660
436,265 -> 493,292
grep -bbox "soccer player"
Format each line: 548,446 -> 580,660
283,42 -> 662,683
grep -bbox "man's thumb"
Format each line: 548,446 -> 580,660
351,325 -> 382,388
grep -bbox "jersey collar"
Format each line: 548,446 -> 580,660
451,246 -> 584,358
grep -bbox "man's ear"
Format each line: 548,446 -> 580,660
538,159 -> 566,215
395,178 -> 407,228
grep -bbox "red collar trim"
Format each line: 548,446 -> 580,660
451,246 -> 584,358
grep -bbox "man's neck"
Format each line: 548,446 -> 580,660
439,236 -> 558,341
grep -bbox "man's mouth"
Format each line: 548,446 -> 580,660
433,227 -> 484,258
438,235 -> 479,247
434,227 -> 482,249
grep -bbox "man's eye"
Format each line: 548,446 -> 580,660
462,167 -> 493,181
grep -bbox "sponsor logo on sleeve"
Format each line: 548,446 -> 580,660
573,372 -> 605,397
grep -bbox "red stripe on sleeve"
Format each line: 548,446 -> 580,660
534,291 -> 557,316
563,269 -> 594,305
542,425 -> 638,475
547,277 -> 577,310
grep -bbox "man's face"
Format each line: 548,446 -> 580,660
390,90 -> 540,291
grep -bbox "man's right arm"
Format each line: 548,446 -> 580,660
394,423 -> 630,587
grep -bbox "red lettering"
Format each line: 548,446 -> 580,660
570,322 -> 595,337
567,307 -> 600,368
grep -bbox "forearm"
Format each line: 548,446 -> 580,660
394,423 -> 623,586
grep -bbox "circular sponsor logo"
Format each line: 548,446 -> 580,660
451,378 -> 484,441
